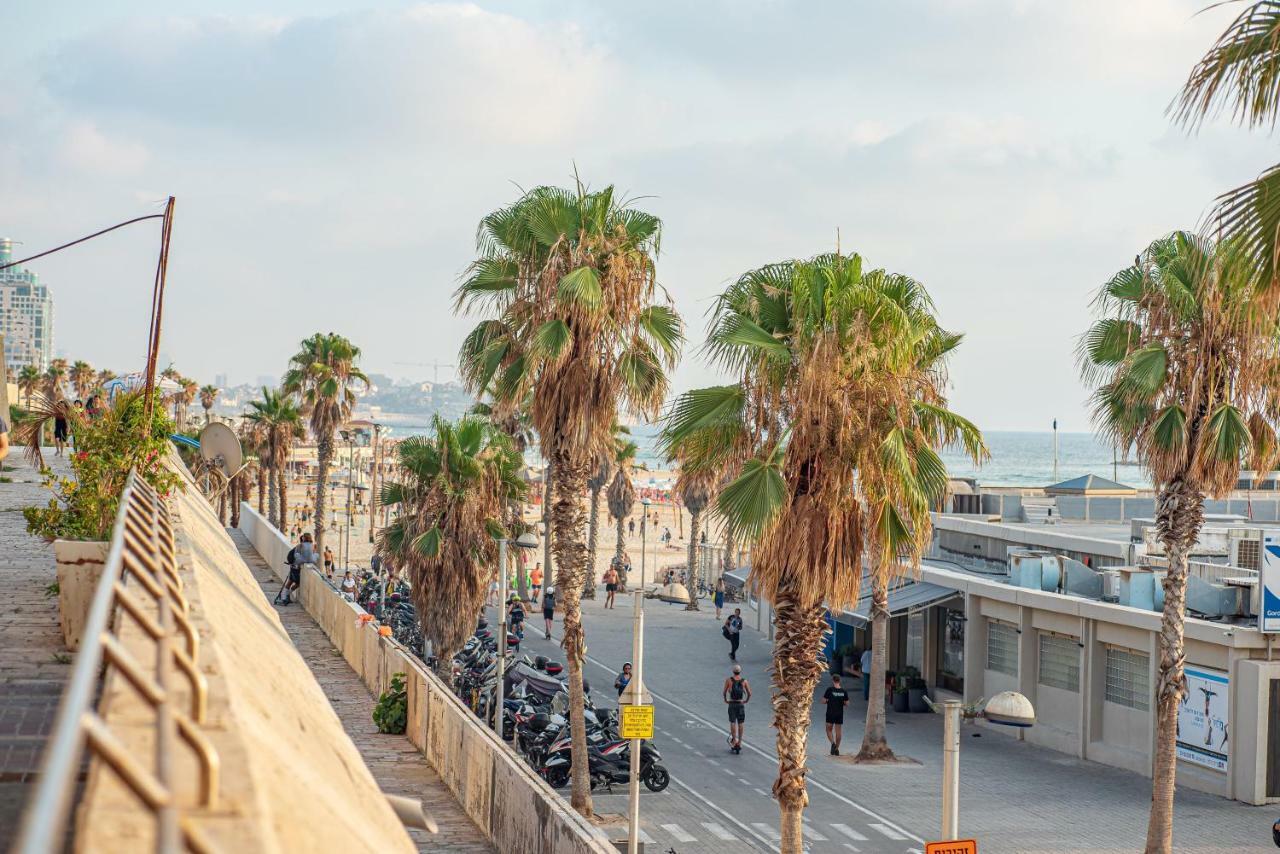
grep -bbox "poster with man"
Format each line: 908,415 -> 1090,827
1176,666 -> 1229,772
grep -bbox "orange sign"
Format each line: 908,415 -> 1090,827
925,842 -> 977,854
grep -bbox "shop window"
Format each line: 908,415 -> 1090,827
986,620 -> 1018,676
1104,645 -> 1149,711
1037,632 -> 1079,692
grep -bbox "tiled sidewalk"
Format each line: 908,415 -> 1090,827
0,450 -> 73,849
232,529 -> 494,854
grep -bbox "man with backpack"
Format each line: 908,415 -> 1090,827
722,608 -> 743,660
723,664 -> 751,754
279,533 -> 318,605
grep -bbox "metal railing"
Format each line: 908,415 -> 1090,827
15,472 -> 221,854
1138,554 -> 1259,585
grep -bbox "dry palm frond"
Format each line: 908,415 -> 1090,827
14,393 -> 79,469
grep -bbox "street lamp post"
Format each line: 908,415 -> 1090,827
930,691 -> 1035,840
624,496 -> 653,854
495,531 -> 539,739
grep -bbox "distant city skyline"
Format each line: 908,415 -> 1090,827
3,2 -> 1275,431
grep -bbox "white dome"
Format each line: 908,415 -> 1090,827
984,691 -> 1036,728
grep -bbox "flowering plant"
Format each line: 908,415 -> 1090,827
23,392 -> 184,542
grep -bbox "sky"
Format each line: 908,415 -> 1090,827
3,0 -> 1277,431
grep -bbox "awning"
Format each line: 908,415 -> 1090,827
839,579 -> 960,624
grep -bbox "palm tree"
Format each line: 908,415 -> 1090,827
471,394 -> 535,598
455,182 -> 683,817
854,289 -> 986,763
283,333 -> 368,554
674,467 -> 713,610
70,360 -> 94,400
177,378 -> 198,431
44,359 -> 68,399
1173,3 -> 1280,291
245,388 -> 304,532
377,416 -> 526,677
663,252 -> 977,853
1081,232 -> 1277,854
96,368 -> 116,391
241,419 -> 269,517
199,384 -> 219,424
583,452 -> 611,601
606,439 -> 640,592
17,364 -> 41,407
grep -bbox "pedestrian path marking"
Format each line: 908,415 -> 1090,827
706,758 -> 720,767
661,824 -> 697,843
831,823 -> 869,841
752,822 -> 781,841
670,778 -> 780,853
842,845 -> 861,852
870,823 -> 908,840
702,822 -> 737,840
737,777 -> 751,786
637,828 -> 654,844
803,823 -> 828,841
754,787 -> 771,799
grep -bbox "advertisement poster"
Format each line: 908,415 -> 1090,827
1264,536 -> 1280,634
1176,666 -> 1229,772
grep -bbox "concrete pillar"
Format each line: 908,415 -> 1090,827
962,592 -> 985,705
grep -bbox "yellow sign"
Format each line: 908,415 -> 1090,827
619,704 -> 655,739
925,841 -> 977,854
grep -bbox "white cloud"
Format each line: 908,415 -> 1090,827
58,121 -> 149,175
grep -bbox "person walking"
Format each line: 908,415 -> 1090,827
723,664 -> 751,754
821,674 -> 851,755
323,545 -> 335,579
603,564 -> 618,609
628,518 -> 635,538
713,577 -> 726,619
281,532 -> 318,605
53,410 -> 68,457
614,662 -> 632,698
530,563 -> 544,599
723,608 -> 743,660
541,586 -> 556,639
0,412 -> 9,463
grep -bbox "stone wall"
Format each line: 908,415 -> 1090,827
239,503 -> 614,854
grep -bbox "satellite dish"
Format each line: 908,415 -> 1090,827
199,422 -> 243,477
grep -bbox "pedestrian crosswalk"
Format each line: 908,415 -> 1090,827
616,818 -> 917,849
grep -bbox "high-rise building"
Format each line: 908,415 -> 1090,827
0,238 -> 54,373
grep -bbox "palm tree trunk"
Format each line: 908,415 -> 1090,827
537,461 -> 552,601
218,482 -> 228,526
257,464 -> 267,516
549,450 -> 593,818
315,434 -> 333,552
583,486 -> 601,600
771,580 -> 829,854
278,469 -> 289,533
267,467 -> 279,530
684,508 -> 701,610
1145,479 -> 1201,854
856,573 -> 894,761
614,514 -> 629,593
230,474 -> 242,528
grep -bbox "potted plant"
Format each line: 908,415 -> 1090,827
19,392 -> 183,649
907,674 -> 931,713
891,669 -> 912,712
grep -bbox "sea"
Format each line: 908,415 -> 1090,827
627,426 -> 1149,489
377,416 -> 1146,490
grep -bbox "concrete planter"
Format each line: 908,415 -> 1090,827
54,539 -> 109,651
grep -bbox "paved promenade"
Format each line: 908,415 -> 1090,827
232,529 -> 494,854
497,591 -> 1276,854
0,450 -> 72,849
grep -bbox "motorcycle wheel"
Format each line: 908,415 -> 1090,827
643,765 -> 670,793
544,767 -> 570,789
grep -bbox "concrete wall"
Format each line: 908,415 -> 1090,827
240,503 -> 614,854
935,556 -> 1280,805
79,459 -> 417,853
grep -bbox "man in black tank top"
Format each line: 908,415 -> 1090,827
722,664 -> 751,754
821,674 -> 851,755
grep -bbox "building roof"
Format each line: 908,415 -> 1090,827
838,578 -> 960,624
1044,474 -> 1137,496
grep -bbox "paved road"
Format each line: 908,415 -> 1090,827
493,590 -> 1276,854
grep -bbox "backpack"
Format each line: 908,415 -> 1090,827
286,547 -> 297,566
729,677 -> 745,702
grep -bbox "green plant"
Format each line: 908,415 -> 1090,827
44,581 -> 59,598
51,652 -> 71,665
22,392 -> 184,542
373,672 -> 408,734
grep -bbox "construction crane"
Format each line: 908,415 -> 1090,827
394,361 -> 456,384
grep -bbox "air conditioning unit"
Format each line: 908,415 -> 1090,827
1228,528 -> 1262,572
1099,570 -> 1121,603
